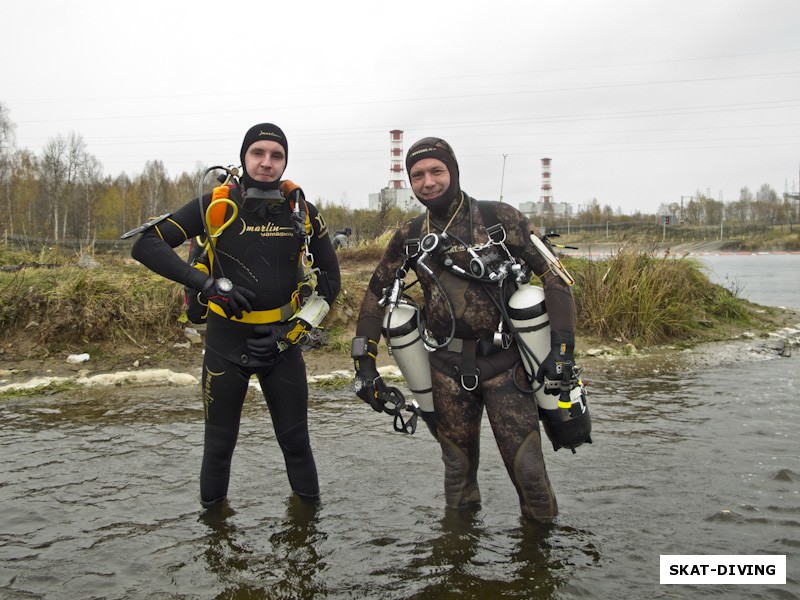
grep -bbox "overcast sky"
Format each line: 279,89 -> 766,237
3,0 -> 799,215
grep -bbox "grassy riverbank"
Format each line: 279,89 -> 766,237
1,241 -> 794,374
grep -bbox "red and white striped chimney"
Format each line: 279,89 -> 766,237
540,157 -> 552,205
390,129 -> 405,189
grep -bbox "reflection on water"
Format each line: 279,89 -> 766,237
1,350 -> 798,599
198,496 -> 327,599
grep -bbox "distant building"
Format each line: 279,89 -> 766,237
517,157 -> 575,220
368,130 -> 421,212
519,201 -> 573,220
368,187 -> 419,212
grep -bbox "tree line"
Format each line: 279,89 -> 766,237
2,101 -> 796,248
0,103 -> 423,246
656,185 -> 798,227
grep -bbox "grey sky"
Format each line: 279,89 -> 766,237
4,0 -> 799,214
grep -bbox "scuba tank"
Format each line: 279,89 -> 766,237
382,302 -> 434,416
507,284 -> 592,453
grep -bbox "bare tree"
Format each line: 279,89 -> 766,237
77,154 -> 104,245
753,183 -> 780,224
138,159 -> 170,217
173,163 -> 208,205
0,102 -> 16,239
61,133 -> 90,240
40,137 -> 69,240
114,172 -> 133,232
38,133 -> 89,242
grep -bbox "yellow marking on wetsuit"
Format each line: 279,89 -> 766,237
203,367 -> 226,420
208,298 -> 298,323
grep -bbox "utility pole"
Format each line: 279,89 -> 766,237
783,162 -> 800,233
499,154 -> 508,202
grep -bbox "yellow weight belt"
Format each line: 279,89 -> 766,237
208,298 -> 298,324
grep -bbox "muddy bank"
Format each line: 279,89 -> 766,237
3,311 -> 799,396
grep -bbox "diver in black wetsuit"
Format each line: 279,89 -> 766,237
130,123 -> 340,507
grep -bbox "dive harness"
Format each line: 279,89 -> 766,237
362,198 -> 590,451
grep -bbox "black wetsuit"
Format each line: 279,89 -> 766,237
355,196 -> 573,521
132,185 -> 340,504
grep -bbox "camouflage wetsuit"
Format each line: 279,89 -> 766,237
355,196 -> 574,521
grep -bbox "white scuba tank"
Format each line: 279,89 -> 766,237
382,303 -> 434,413
506,284 -> 558,413
507,283 -> 592,453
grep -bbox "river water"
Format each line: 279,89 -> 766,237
697,253 -> 800,310
1,256 -> 799,599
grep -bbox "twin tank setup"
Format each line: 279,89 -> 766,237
382,282 -> 592,453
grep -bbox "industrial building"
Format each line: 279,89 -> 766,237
368,134 -> 574,219
519,157 -> 573,220
368,130 -> 420,212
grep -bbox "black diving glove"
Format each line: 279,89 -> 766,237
202,277 -> 255,319
353,356 -> 387,412
536,330 -> 576,395
246,324 -> 291,363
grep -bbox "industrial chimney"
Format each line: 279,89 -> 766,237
540,157 -> 552,205
390,129 -> 405,189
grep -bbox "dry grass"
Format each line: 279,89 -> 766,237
566,247 -> 753,345
1,261 -> 184,347
0,243 -> 774,356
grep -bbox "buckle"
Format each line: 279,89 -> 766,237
460,371 -> 480,391
404,238 -> 421,257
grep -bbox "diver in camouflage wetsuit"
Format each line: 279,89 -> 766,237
351,138 -> 576,522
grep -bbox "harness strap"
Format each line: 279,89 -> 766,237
440,336 -> 510,356
459,339 -> 480,391
208,298 -> 298,324
486,222 -> 505,243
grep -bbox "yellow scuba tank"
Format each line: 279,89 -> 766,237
382,302 -> 434,415
507,284 -> 592,453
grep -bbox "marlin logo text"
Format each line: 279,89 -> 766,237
240,221 -> 293,237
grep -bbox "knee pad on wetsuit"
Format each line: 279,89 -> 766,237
513,430 -> 558,522
439,433 -> 481,508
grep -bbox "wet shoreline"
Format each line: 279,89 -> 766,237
3,320 -> 798,398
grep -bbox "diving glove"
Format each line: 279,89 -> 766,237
246,324 -> 290,363
536,330 -> 576,395
245,317 -> 315,362
353,355 -> 387,412
202,277 -> 255,319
